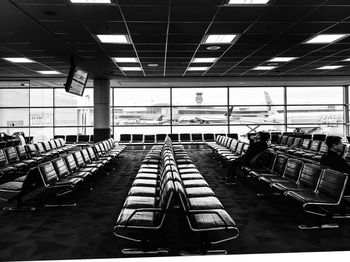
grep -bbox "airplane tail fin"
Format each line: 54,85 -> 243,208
157,115 -> 163,121
264,91 -> 278,116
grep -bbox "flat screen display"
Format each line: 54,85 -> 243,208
65,66 -> 88,96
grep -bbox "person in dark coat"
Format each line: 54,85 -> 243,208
221,131 -> 269,185
320,136 -> 350,174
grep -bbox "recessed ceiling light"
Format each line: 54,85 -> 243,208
228,0 -> 269,4
203,34 -> 238,44
147,63 -> 158,67
113,57 -> 138,63
3,57 -> 35,63
305,34 -> 348,44
342,58 -> 350,62
37,70 -> 62,75
206,46 -> 221,50
192,58 -> 218,63
120,67 -> 142,71
252,66 -> 277,70
187,67 -> 209,71
96,34 -> 129,44
268,57 -> 297,62
70,0 -> 111,3
317,65 -> 343,70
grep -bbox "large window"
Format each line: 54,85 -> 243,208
0,82 -> 93,141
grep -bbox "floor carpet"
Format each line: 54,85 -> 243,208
0,148 -> 350,260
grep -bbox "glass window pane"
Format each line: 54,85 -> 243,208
54,127 -> 93,136
0,89 -> 29,107
229,125 -> 285,138
30,88 -> 53,107
172,88 -> 226,105
172,106 -> 228,125
0,128 -> 29,137
287,86 -> 342,104
113,107 -> 170,125
229,87 -> 284,105
31,127 -> 54,142
54,88 -> 93,106
286,124 -> 343,137
114,88 -> 170,106
172,125 -> 227,134
55,108 -> 93,126
30,108 -> 53,126
287,106 -> 343,124
0,109 -> 29,126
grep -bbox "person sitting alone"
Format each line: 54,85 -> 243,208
320,136 -> 350,174
220,131 -> 269,186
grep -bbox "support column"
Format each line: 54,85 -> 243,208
94,78 -> 110,142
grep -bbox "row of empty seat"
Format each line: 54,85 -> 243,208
54,135 -> 94,144
118,133 -> 239,145
113,136 -> 238,255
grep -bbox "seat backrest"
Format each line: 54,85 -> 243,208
26,144 -> 40,157
73,151 -> 85,167
215,133 -> 225,140
4,147 -> 19,164
180,133 -> 191,142
191,133 -> 203,142
64,154 -> 79,172
78,135 -> 90,142
317,169 -> 348,201
49,140 -> 57,150
87,147 -> 98,161
52,158 -> 70,178
241,143 -> 250,155
66,135 -> 77,143
203,133 -> 214,142
58,138 -> 66,147
280,135 -> 288,145
249,151 -> 276,170
272,154 -> 288,174
169,133 -> 179,142
298,163 -> 323,190
144,134 -> 155,143
235,142 -> 245,155
156,134 -> 167,143
301,139 -> 311,150
42,141 -> 52,152
35,143 -> 46,154
0,150 -> 8,166
292,137 -> 303,148
54,135 -> 65,140
16,145 -> 29,160
120,134 -> 131,143
319,142 -> 328,155
313,134 -> 326,142
283,158 -> 303,181
227,133 -> 238,139
286,137 -> 296,147
81,149 -> 92,163
90,135 -> 94,142
38,162 -> 59,187
158,180 -> 175,209
132,134 -> 143,143
174,180 -> 189,212
270,133 -> 281,144
12,139 -> 20,147
309,140 -> 321,152
230,139 -> 238,152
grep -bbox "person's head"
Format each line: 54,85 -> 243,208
255,132 -> 269,142
325,136 -> 343,153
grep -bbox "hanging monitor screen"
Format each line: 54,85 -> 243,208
65,65 -> 88,96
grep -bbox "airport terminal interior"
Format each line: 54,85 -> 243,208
2,0 -> 350,260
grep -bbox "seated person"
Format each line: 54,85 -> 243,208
320,136 -> 350,174
221,131 -> 269,186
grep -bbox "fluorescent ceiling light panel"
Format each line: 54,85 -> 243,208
342,58 -> 350,61
268,57 -> 297,62
192,58 -> 218,63
3,57 -> 35,63
96,34 -> 129,44
203,34 -> 238,44
37,70 -> 62,75
252,66 -> 276,70
113,57 -> 138,63
70,0 -> 111,3
187,67 -> 209,71
305,34 -> 348,44
228,0 -> 269,4
120,67 -> 142,71
317,65 -> 343,70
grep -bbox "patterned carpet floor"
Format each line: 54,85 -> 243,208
0,147 -> 350,260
